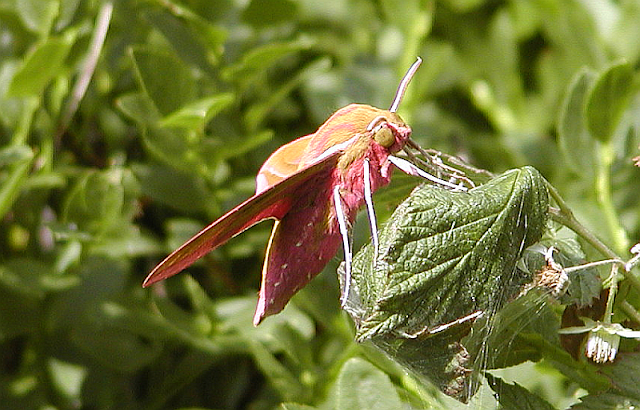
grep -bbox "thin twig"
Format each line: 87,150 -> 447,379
620,301 -> 640,325
56,2 -> 113,144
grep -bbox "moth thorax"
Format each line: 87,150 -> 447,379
336,135 -> 371,171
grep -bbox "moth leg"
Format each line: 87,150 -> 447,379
388,155 -> 467,191
363,158 -> 379,257
333,185 -> 352,307
396,311 -> 483,339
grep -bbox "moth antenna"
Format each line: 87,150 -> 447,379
363,159 -> 379,256
388,155 -> 467,191
389,57 -> 422,113
333,186 -> 352,307
366,115 -> 387,131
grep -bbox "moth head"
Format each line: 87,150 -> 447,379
367,113 -> 411,152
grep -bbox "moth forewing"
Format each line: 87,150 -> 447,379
255,135 -> 313,193
142,151 -> 341,287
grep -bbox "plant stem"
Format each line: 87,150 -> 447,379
547,184 -> 640,294
57,1 -> 113,144
603,265 -> 619,323
547,182 -> 612,255
620,301 -> 640,325
595,141 -> 629,254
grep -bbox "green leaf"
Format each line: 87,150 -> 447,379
130,47 -> 197,116
183,13 -> 227,65
23,173 -> 66,190
0,61 -> 24,128
159,93 -> 234,130
221,37 -> 314,83
1,257 -> 79,298
56,0 -> 82,30
552,248 -> 601,308
46,256 -> 127,328
349,166 -> 549,340
248,339 -> 307,402
71,306 -> 163,372
485,373 -> 556,410
343,167 -> 549,402
244,58 -> 330,131
557,67 -> 596,176
242,0 -> 298,28
115,92 -> 162,126
601,353 -> 640,402
215,296 -> 316,350
47,358 -> 87,401
610,1 -> 640,64
54,240 -> 82,274
132,163 -> 210,213
0,145 -> 33,169
0,145 -> 32,168
16,0 -> 58,35
379,0 -> 431,35
571,393 -> 640,410
153,294 -> 213,338
539,1 -> 605,76
0,262 -> 46,338
89,227 -> 162,259
143,9 -> 223,71
466,289 -> 559,369
440,0 -> 486,12
141,127 -> 202,173
61,169 -> 126,237
335,358 -> 404,410
586,61 -> 635,143
7,31 -> 76,97
163,218 -> 206,251
145,352 -> 221,410
0,159 -> 32,220
202,129 -> 273,162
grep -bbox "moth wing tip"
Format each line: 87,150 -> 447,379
141,273 -> 159,288
253,305 -> 266,326
142,264 -> 174,287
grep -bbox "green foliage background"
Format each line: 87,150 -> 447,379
1,0 -> 640,409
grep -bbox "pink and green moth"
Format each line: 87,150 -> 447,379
143,58 -> 463,325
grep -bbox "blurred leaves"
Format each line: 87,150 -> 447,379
130,47 -> 197,116
586,61 -> 635,143
335,358 -> 404,410
7,30 -> 77,97
558,68 -> 597,178
485,373 -> 556,410
159,94 -> 234,130
1,0 -> 640,409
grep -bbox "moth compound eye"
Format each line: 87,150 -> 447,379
373,126 -> 395,147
